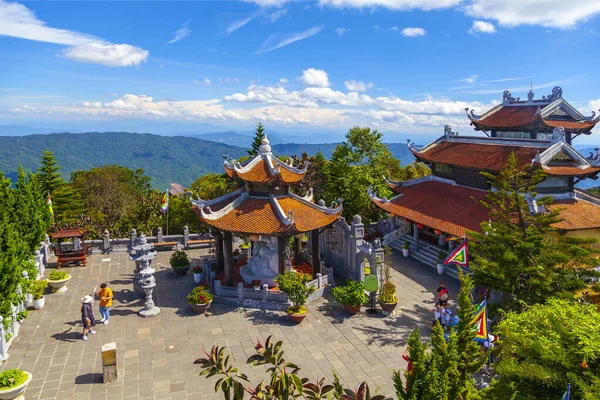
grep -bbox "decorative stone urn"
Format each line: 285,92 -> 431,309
0,371 -> 32,400
47,276 -> 71,293
32,297 -> 45,310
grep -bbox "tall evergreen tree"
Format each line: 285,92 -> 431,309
469,152 -> 598,311
248,122 -> 266,156
38,149 -> 64,194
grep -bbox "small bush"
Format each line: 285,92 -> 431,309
30,280 -> 48,300
377,282 -> 398,304
187,286 -> 213,304
48,270 -> 69,281
0,369 -> 27,389
169,250 -> 190,269
275,271 -> 315,314
332,280 -> 368,308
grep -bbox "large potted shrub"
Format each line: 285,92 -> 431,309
31,280 -> 48,310
377,263 -> 398,313
47,270 -> 71,293
275,271 -> 315,323
437,250 -> 448,275
187,286 -> 213,314
332,280 -> 369,315
402,242 -> 410,257
0,369 -> 32,400
170,250 -> 190,276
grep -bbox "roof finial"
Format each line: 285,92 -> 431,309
259,133 -> 271,154
527,83 -> 534,102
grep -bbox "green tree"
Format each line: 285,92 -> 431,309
38,150 -> 63,194
248,122 -> 266,156
189,173 -> 237,201
469,152 -> 598,311
395,271 -> 487,400
487,299 -> 600,400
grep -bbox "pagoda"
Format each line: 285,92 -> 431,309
369,87 -> 600,251
191,135 -> 342,287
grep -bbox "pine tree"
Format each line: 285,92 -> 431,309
13,166 -> 50,252
469,152 -> 598,311
248,123 -> 266,156
38,149 -> 64,194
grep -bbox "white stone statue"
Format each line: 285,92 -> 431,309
239,239 -> 279,286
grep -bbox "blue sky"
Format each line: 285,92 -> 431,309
1,0 -> 600,143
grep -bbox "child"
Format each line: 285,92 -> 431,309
81,295 -> 97,341
431,304 -> 443,327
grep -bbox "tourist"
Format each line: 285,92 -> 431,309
402,348 -> 413,391
431,304 -> 443,327
97,283 -> 113,325
81,295 -> 97,341
437,281 -> 449,306
441,303 -> 453,331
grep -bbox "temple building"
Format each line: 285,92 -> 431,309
369,87 -> 600,257
191,136 -> 342,287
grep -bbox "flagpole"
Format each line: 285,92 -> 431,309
166,204 -> 169,236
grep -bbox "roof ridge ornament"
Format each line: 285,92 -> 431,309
444,125 -> 458,138
465,107 -> 480,120
259,133 -> 272,155
527,88 -> 534,102
542,86 -> 563,102
503,90 -> 519,104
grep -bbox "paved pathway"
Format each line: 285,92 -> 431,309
0,249 -> 459,400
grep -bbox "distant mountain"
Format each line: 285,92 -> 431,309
182,131 -> 285,147
0,131 -> 415,188
0,125 -> 84,136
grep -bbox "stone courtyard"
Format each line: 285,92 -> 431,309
0,249 -> 458,400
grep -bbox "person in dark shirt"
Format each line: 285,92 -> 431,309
437,281 -> 449,306
81,295 -> 97,341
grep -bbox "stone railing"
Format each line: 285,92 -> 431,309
78,226 -> 215,254
210,261 -> 334,311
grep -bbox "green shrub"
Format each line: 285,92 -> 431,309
187,286 -> 213,304
0,369 -> 28,389
30,280 -> 48,300
402,241 -> 410,250
169,250 -> 190,269
48,270 -> 69,281
332,280 -> 368,308
275,271 -> 315,314
377,282 -> 398,304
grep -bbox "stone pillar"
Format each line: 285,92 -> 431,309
101,342 -> 118,383
294,236 -> 302,266
34,250 -> 44,279
22,271 -> 32,308
412,223 -> 420,251
130,228 -> 137,248
0,316 -> 7,361
183,226 -> 190,248
157,227 -> 163,243
350,215 -> 365,281
237,282 -> 244,302
373,240 -> 385,285
277,236 -> 286,275
40,241 -> 49,265
215,231 -> 224,272
223,231 -> 234,287
438,233 -> 446,247
103,230 -> 111,254
311,229 -> 320,279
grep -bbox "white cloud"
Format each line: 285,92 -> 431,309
468,20 -> 496,34
256,26 -> 324,54
318,0 -> 460,11
168,19 -> 191,44
219,77 -> 240,84
402,27 -> 426,37
344,80 -> 373,92
300,68 -> 330,88
243,0 -> 288,6
388,26 -> 399,31
279,78 -> 288,84
266,8 -> 288,22
194,78 -> 212,86
335,27 -> 349,36
460,74 -> 479,85
225,13 -> 258,35
465,0 -> 600,29
0,0 -> 148,67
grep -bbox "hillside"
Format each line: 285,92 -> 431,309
0,131 -> 415,188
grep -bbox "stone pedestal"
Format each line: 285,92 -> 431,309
101,342 -> 118,383
138,269 -> 160,318
130,235 -> 157,300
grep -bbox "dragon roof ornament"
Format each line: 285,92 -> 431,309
542,86 -> 563,102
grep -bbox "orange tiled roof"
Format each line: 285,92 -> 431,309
224,157 -> 306,184
543,119 -> 597,130
195,195 -> 341,235
51,229 -> 85,239
543,165 -> 600,176
548,200 -> 600,230
412,141 -> 540,172
370,180 -> 489,237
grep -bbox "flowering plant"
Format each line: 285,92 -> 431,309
192,265 -> 203,274
187,286 -> 213,305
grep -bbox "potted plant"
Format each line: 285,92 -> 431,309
437,250 -> 449,275
251,279 -> 262,290
31,280 -> 48,310
192,265 -> 203,284
332,280 -> 369,315
47,270 -> 71,293
377,263 -> 398,313
0,369 -> 32,400
170,250 -> 190,276
274,271 -> 315,323
187,286 -> 213,314
402,242 -> 410,257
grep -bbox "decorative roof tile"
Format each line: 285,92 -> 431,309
548,200 -> 600,230
277,197 -> 340,232
543,166 -> 600,176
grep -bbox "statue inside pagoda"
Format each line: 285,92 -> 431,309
240,238 -> 279,287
